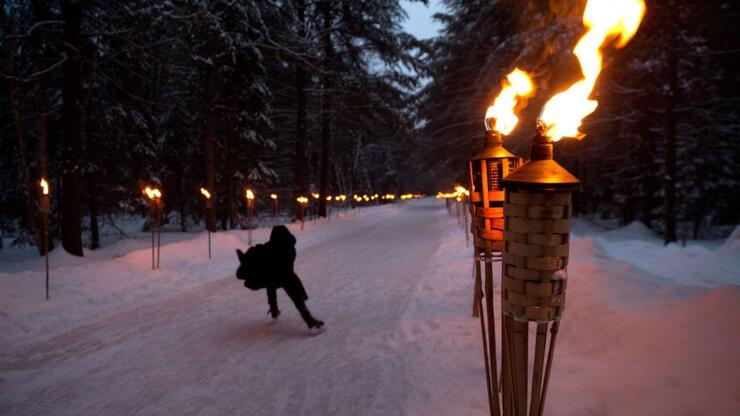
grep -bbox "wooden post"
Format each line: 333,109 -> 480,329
201,188 -> 212,259
44,212 -> 49,300
156,199 -> 161,269
206,198 -> 211,259
40,179 -> 50,300
150,202 -> 155,270
247,199 -> 253,246
476,256 -> 494,416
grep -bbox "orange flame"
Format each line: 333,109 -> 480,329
143,186 -> 162,200
200,187 -> 211,199
40,178 -> 49,195
540,0 -> 646,141
296,196 -> 308,204
270,193 -> 278,200
245,189 -> 254,200
485,68 -> 535,135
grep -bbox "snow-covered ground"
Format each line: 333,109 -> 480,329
1,199 -> 739,415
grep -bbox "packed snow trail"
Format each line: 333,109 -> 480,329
2,200 -> 739,415
0,201 -> 454,415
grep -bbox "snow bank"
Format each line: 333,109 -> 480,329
398,214 -> 740,415
575,219 -> 739,288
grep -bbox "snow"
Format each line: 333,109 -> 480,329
1,200 -> 739,415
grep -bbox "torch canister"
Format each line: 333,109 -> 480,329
500,123 -> 580,416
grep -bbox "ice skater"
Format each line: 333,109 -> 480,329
236,225 -> 325,332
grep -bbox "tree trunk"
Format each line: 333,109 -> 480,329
318,1 -> 333,217
4,11 -> 44,254
61,0 -> 84,256
31,5 -> 54,253
203,66 -> 216,232
84,107 -> 100,249
638,110 -> 655,227
663,15 -> 678,245
226,128 -> 237,229
293,0 -> 307,221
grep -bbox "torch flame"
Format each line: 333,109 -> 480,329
200,187 -> 211,199
143,186 -> 161,200
454,186 -> 469,197
40,178 -> 49,195
485,68 -> 534,135
539,0 -> 646,141
270,193 -> 277,200
246,189 -> 254,200
297,196 -> 308,204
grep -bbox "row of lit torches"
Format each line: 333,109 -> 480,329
37,180 -> 420,298
467,1 -> 646,415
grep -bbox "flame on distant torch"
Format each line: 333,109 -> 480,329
200,187 -> 211,199
485,68 -> 535,135
539,0 -> 646,141
270,194 -> 277,200
40,178 -> 49,196
143,186 -> 161,200
296,196 -> 308,204
246,189 -> 254,200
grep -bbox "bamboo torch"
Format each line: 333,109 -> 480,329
271,193 -> 278,225
39,178 -> 50,300
500,122 -> 580,416
142,186 -> 162,269
326,195 -> 332,221
296,196 -> 308,230
246,189 -> 255,246
200,187 -> 212,259
469,68 -> 533,416
499,1 -> 645,413
312,193 -> 319,223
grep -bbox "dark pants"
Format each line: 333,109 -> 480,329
267,274 -> 314,325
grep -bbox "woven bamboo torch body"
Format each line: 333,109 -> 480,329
500,126 -> 580,416
468,123 -> 522,416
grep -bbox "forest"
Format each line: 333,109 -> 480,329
2,0 -> 738,256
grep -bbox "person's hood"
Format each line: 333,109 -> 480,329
269,225 -> 296,249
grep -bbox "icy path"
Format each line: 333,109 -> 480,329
1,200 -> 466,415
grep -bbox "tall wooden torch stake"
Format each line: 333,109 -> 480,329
40,178 -> 50,300
151,203 -> 155,269
200,187 -> 212,259
469,121 -> 523,416
271,194 -> 278,226
156,198 -> 161,269
297,197 -> 308,231
246,189 -> 255,246
143,187 -> 162,269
